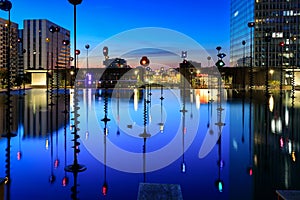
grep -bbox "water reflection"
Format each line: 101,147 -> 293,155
0,87 -> 299,199
100,89 -> 110,196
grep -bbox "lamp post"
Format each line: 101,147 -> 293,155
279,41 -> 284,95
85,44 -> 90,69
247,22 -> 255,91
264,29 -> 271,100
264,28 -> 271,152
68,0 -> 82,73
85,44 -> 90,88
215,46 -> 226,68
55,27 -> 60,91
291,36 -> 296,97
247,22 -> 255,175
62,39 -> 70,115
49,25 -> 56,106
65,0 -> 86,176
75,49 -> 80,70
242,40 -> 246,90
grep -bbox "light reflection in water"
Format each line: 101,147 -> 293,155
0,89 -> 299,199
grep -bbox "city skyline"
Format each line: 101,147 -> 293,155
0,0 -> 230,68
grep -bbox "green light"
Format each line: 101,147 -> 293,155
218,181 -> 223,192
216,60 -> 225,67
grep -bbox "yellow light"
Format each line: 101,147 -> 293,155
292,151 -> 296,162
269,95 -> 274,112
45,139 -> 49,150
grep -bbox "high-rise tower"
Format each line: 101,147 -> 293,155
230,0 -> 300,69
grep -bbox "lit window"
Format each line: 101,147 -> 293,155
234,10 -> 239,17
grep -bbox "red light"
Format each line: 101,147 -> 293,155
280,137 -> 284,148
102,183 -> 108,196
75,49 -> 81,55
62,177 -> 69,187
140,56 -> 150,66
54,159 -> 59,168
279,42 -> 284,47
247,167 -> 253,176
17,151 -> 22,160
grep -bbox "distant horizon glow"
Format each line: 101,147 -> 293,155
77,27 -> 217,69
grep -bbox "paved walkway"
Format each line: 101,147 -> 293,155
138,183 -> 183,200
276,190 -> 300,200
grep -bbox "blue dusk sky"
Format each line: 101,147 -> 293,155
0,0 -> 230,68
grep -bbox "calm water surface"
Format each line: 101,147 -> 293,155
0,88 -> 300,200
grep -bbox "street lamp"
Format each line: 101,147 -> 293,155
215,46 -> 226,68
75,49 -> 80,70
242,40 -> 246,90
248,22 -> 255,91
48,25 -> 56,106
247,22 -> 255,174
140,56 -> 150,67
68,0 -> 82,73
65,0 -> 86,177
279,41 -> 284,95
55,27 -> 60,91
85,44 -> 90,88
62,39 -> 70,111
264,29 -> 271,95
85,44 -> 90,69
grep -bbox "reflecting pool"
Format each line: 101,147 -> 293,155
0,87 -> 300,200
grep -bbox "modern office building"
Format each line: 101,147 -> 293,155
0,17 -> 19,85
23,19 -> 70,86
230,0 -> 300,69
17,29 -> 25,84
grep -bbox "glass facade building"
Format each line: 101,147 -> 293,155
230,0 -> 300,69
230,0 -> 254,67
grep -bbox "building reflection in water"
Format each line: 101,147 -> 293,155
0,83 -> 300,199
49,99 -> 55,184
3,130 -> 12,200
100,89 -> 110,196
214,76 -> 225,193
139,85 -> 151,182
252,88 -> 300,199
20,90 -> 66,138
180,86 -> 187,173
158,85 -> 164,133
62,85 -> 70,187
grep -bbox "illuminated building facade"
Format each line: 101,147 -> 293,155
23,19 -> 70,70
0,17 -> 19,82
230,0 -> 300,68
22,19 -> 70,86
